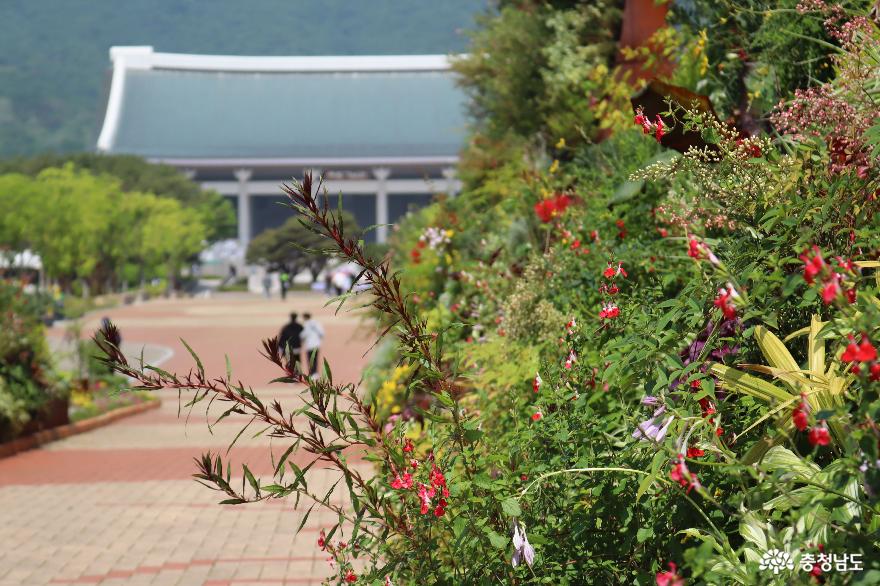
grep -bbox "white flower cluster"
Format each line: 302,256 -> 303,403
420,226 -> 452,250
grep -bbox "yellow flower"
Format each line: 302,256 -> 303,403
549,159 -> 560,174
445,229 -> 454,238
555,137 -> 566,149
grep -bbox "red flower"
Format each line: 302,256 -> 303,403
403,438 -> 414,453
318,529 -> 326,550
599,303 -> 620,320
686,447 -> 705,458
808,424 -> 831,447
635,108 -> 651,134
800,246 -> 825,284
344,569 -> 357,583
841,335 -> 877,364
410,249 -> 421,263
713,286 -> 737,319
653,115 -> 666,141
698,398 -> 716,417
603,261 -> 627,279
533,372 -> 542,393
531,411 -> 543,421
656,561 -> 685,586
554,193 -> 572,212
534,199 -> 556,223
792,402 -> 809,432
858,337 -> 878,362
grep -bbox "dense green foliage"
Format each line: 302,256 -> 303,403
0,165 -> 208,294
0,153 -> 235,241
0,282 -> 61,440
0,0 -> 485,156
95,1 -> 880,584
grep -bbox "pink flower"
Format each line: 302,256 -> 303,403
687,235 -> 719,265
656,561 -> 685,586
821,278 -> 841,304
669,455 -> 700,493
417,483 -> 436,515
564,350 -> 576,369
390,472 -> 413,490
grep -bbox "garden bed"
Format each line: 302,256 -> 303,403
0,392 -> 159,459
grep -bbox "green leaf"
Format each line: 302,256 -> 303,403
500,497 -> 522,518
180,338 -> 205,377
487,530 -> 508,549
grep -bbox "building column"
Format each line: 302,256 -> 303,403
373,167 -> 391,243
442,167 -> 458,197
234,168 -> 253,253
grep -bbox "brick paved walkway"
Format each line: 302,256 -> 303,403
0,293 -> 376,586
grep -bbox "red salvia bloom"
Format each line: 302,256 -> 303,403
800,246 -> 825,284
792,401 -> 810,432
808,423 -> 831,447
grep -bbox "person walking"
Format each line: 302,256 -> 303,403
300,313 -> 325,379
278,312 -> 304,369
279,270 -> 290,301
262,272 -> 272,299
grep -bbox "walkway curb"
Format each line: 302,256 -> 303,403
0,399 -> 161,460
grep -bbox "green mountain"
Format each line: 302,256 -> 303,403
0,0 -> 485,157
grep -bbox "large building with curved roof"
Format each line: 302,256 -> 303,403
97,46 -> 466,253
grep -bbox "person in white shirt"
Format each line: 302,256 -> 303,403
300,313 -> 325,378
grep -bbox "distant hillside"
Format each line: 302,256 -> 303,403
0,0 -> 485,157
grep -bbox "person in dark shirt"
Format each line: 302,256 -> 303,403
278,312 -> 304,368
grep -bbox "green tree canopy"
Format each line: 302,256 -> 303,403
0,164 -> 209,293
246,211 -> 360,281
0,153 -> 234,241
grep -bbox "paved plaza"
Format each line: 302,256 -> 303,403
0,292 -> 376,586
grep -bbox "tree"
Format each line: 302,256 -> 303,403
246,211 -> 360,282
0,164 -> 210,294
0,173 -> 40,264
0,153 -> 235,242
